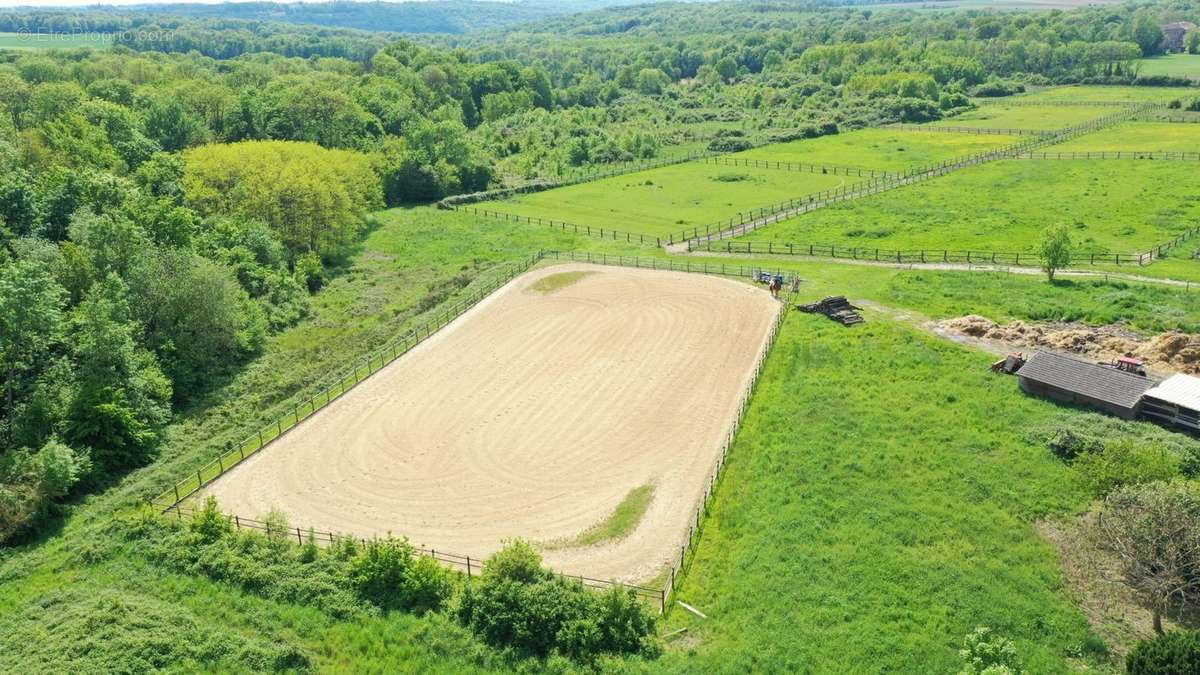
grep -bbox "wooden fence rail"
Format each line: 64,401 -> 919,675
164,503 -> 669,610
889,124 -> 1054,136
151,251 -> 801,615
1020,150 -> 1200,161
149,253 -> 545,513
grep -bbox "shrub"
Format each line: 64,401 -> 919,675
958,626 -> 1022,674
346,537 -> 452,613
1047,428 -> 1102,462
190,496 -> 231,543
1127,630 -> 1200,674
707,137 -> 753,152
457,540 -> 657,660
1072,440 -> 1179,496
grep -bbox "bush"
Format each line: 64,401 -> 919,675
1047,428 -> 1102,461
346,537 -> 452,613
707,137 -> 753,152
1127,630 -> 1200,674
959,626 -> 1022,674
456,540 -> 658,660
1072,440 -> 1180,496
190,496 -> 231,543
970,80 -> 1025,97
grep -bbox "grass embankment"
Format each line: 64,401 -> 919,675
736,159 -> 1200,256
657,312 -> 1118,672
934,103 -> 1109,130
1046,121 -> 1200,152
546,484 -> 657,550
489,161 -> 847,238
4,206 -> 1200,670
729,127 -> 1021,171
1136,54 -> 1200,79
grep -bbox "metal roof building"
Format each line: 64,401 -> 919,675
1141,374 -> 1200,432
1017,351 -> 1155,420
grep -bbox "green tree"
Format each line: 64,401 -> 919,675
0,260 -> 66,418
1127,630 -> 1200,674
66,274 -> 171,472
1036,223 -> 1072,282
1132,16 -> 1165,56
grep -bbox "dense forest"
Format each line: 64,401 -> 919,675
1,0 -> 1199,558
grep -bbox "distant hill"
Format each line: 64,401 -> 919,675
8,1 -> 653,35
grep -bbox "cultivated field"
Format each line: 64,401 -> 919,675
933,103 -> 1109,130
1046,121 -> 1200,152
486,161 -> 848,237
201,262 -> 781,581
734,159 -> 1200,254
728,127 -> 1021,171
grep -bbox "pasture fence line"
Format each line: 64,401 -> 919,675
676,103 -> 1156,246
541,249 -> 801,285
661,286 -> 792,612
700,156 -> 892,178
458,205 -> 664,247
687,240 -> 1146,266
1019,150 -> 1200,161
888,124 -> 1054,136
1139,115 -> 1200,124
689,223 -> 1200,269
974,99 -> 1145,107
148,252 -> 545,513
162,503 -> 668,610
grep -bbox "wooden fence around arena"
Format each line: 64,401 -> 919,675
148,253 -> 545,513
151,250 -> 800,614
163,503 -> 669,611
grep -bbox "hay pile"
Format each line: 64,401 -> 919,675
939,315 -> 1200,374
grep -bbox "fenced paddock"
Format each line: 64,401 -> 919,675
195,262 -> 783,583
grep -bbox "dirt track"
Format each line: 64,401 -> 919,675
201,263 -> 780,582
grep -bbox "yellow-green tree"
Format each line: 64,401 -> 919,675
182,141 -> 381,264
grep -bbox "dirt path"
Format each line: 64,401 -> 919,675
201,263 -> 781,583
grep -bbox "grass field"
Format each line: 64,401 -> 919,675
4,207 -> 1200,671
0,31 -> 111,50
729,127 -> 1021,171
1137,54 -> 1200,79
934,103 -> 1108,130
1046,121 -> 1200,152
737,159 -> 1200,255
1011,85 -> 1193,103
486,161 -> 849,237
656,312 -> 1112,672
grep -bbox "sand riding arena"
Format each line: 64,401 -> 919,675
201,262 -> 781,582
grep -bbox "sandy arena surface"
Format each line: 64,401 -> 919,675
201,263 -> 780,582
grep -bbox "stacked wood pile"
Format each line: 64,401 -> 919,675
797,296 -> 864,326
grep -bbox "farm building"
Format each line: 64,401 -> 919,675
1141,374 -> 1200,432
1016,351 -> 1155,420
1162,21 -> 1197,52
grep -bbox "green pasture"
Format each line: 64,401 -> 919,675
1012,85 -> 1193,103
658,312 -> 1112,672
738,159 -> 1200,255
1046,121 -> 1200,152
1136,54 -> 1200,79
0,31 -> 111,50
934,103 -> 1108,130
729,127 -> 1020,171
5,205 -> 1200,671
487,161 -> 849,238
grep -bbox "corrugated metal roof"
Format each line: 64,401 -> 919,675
1017,351 -> 1155,410
1144,374 -> 1200,412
